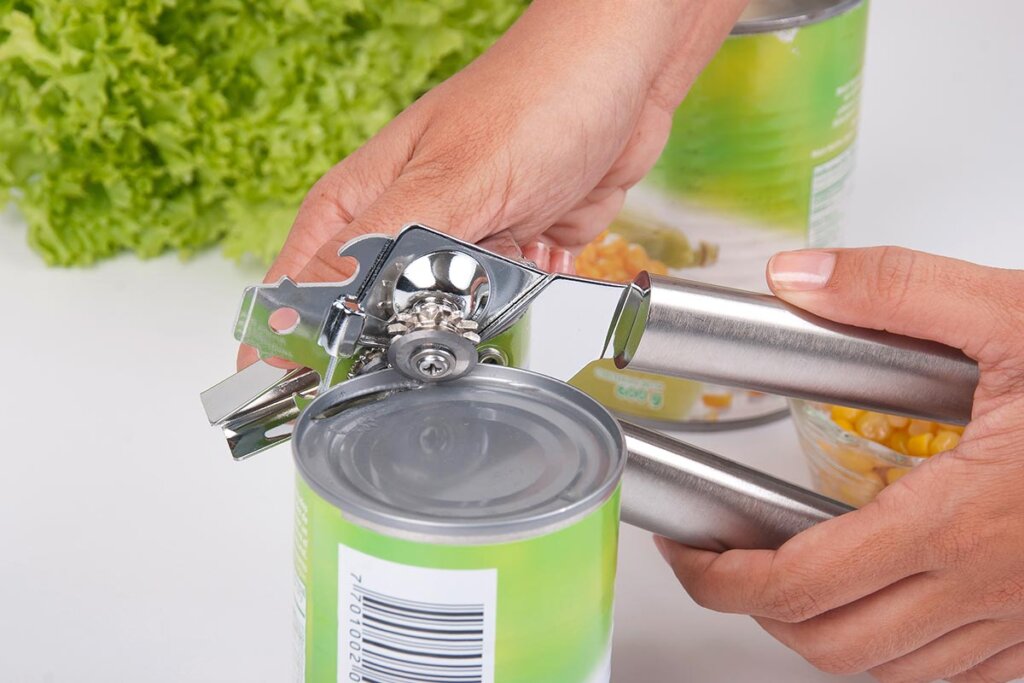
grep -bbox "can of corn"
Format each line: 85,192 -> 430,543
291,365 -> 625,683
573,0 -> 869,429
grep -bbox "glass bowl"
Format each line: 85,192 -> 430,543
789,400 -> 926,507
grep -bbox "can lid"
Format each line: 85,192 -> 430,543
735,0 -> 863,34
292,365 -> 625,543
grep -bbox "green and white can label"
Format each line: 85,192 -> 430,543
291,366 -> 625,683
294,478 -> 619,683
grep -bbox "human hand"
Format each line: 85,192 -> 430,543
239,0 -> 746,367
656,247 -> 1024,682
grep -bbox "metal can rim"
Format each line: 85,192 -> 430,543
733,0 -> 864,34
292,365 -> 626,545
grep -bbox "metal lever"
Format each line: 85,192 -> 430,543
620,421 -> 852,551
614,274 -> 979,424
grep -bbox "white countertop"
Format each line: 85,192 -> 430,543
2,1 -> 1022,681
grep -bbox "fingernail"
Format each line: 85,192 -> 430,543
549,247 -> 575,275
521,241 -> 549,269
767,250 -> 836,291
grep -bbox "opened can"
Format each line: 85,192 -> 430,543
291,365 -> 625,683
573,0 -> 869,428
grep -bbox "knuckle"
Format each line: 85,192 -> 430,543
764,583 -> 822,623
982,575 -> 1024,614
871,246 -> 920,316
759,556 -> 825,623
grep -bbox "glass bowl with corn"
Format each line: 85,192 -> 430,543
790,400 -> 965,508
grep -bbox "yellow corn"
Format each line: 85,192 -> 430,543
577,233 -> 668,283
907,432 -> 934,457
830,405 -> 865,423
930,430 -> 961,455
838,473 -> 885,508
833,418 -> 855,433
837,448 -> 878,474
702,393 -> 733,409
886,467 -> 910,485
819,397 -> 971,507
854,412 -> 892,443
908,419 -> 938,436
885,415 -> 910,429
887,431 -> 910,455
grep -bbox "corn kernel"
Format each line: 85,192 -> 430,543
885,415 -> 910,429
833,418 -> 855,433
908,420 -> 937,436
831,405 -> 865,422
838,474 -> 884,507
625,244 -> 649,271
855,412 -> 892,443
930,430 -> 961,455
886,467 -> 910,485
907,432 -> 934,457
702,393 -> 733,409
938,423 -> 966,435
836,448 -> 878,474
887,431 -> 910,455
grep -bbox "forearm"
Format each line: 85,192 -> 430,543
480,0 -> 749,110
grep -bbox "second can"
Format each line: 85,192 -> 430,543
572,0 -> 869,429
291,365 -> 625,683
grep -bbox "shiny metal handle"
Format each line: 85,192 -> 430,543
620,421 -> 852,551
613,274 -> 979,424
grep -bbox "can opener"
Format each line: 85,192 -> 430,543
201,224 -> 978,551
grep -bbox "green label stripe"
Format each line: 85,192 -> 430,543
296,477 -> 620,682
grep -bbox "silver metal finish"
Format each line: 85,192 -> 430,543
232,226 -> 546,375
620,421 -> 851,551
391,251 -> 489,317
201,362 -> 318,460
387,328 -> 477,382
292,365 -> 626,544
520,276 -> 626,381
477,346 -> 509,366
615,274 -> 979,424
735,0 -> 863,34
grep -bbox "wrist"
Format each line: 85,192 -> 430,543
499,0 -> 748,108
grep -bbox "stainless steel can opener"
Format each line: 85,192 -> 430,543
201,224 -> 978,551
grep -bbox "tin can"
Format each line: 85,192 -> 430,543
291,365 -> 625,683
573,0 -> 868,429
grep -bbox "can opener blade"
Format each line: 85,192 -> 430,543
203,223 -> 630,460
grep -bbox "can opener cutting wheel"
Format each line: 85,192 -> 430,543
201,224 -> 978,552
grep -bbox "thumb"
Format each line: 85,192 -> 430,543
766,246 -> 1023,365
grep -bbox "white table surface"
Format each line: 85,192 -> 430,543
2,2 -> 1022,681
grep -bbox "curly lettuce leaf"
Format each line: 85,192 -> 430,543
0,0 -> 525,266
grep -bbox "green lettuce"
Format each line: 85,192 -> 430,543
0,0 -> 525,266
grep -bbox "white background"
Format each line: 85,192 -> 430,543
2,1 -> 1023,681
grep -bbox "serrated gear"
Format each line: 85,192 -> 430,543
386,296 -> 482,345
348,348 -> 388,379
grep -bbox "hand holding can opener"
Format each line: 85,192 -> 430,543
202,224 -> 978,551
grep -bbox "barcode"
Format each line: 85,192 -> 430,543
339,546 -> 497,683
351,585 -> 485,682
